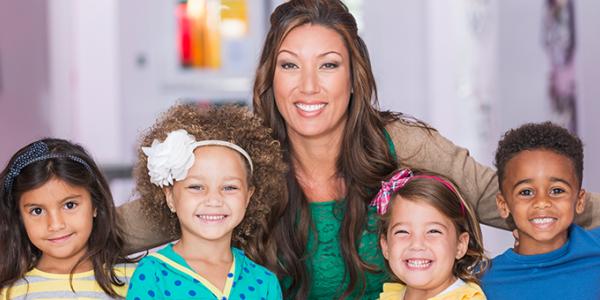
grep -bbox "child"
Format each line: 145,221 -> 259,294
375,169 -> 488,300
0,138 -> 136,299
126,104 -> 285,300
481,122 -> 600,299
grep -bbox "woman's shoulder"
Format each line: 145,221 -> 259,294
384,117 -> 435,140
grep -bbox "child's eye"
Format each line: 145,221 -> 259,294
223,185 -> 239,191
29,207 -> 44,216
518,189 -> 534,197
321,62 -> 338,69
427,229 -> 443,235
188,185 -> 204,191
550,188 -> 565,195
280,62 -> 298,70
64,201 -> 78,210
393,229 -> 409,236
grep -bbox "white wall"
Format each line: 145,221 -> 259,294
0,0 -> 50,168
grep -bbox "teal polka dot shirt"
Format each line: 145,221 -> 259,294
126,244 -> 282,300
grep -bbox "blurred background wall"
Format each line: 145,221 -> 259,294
1,0 -> 599,256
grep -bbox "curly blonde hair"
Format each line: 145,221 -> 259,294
134,104 -> 287,261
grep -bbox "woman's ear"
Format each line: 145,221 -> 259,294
163,187 -> 176,213
456,232 -> 470,260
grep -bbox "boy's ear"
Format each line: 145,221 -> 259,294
575,188 -> 586,215
456,232 -> 469,260
496,192 -> 511,219
380,235 -> 390,260
163,187 -> 176,213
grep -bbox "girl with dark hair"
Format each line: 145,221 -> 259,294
376,169 -> 487,300
0,138 -> 136,299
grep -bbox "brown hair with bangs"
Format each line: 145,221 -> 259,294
378,170 -> 489,284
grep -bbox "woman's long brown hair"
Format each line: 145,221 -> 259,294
253,0 -> 399,298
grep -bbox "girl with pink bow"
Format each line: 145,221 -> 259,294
374,169 -> 489,300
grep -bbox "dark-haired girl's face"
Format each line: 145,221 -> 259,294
273,23 -> 352,141
19,177 -> 96,273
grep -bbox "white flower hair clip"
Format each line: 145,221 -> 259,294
142,129 -> 253,187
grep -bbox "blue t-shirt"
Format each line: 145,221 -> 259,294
126,244 -> 282,300
481,224 -> 600,300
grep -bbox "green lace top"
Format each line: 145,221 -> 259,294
305,201 -> 390,299
301,130 -> 396,299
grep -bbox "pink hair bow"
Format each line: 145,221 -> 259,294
370,169 -> 413,215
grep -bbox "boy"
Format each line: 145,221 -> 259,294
481,122 -> 600,299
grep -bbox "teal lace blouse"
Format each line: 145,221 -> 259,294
305,201 -> 390,299
299,130 -> 396,299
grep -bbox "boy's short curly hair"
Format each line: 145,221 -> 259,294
494,121 -> 584,192
134,104 -> 287,259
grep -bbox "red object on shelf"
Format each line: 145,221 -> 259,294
177,2 -> 192,67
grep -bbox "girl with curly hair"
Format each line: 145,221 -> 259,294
126,104 -> 286,300
375,169 -> 488,300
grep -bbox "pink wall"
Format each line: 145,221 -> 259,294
0,0 -> 50,167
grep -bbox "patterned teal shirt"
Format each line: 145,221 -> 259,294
127,244 -> 282,300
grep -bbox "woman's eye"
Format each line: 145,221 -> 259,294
280,62 -> 298,70
30,207 -> 43,216
64,201 -> 78,210
321,62 -> 338,69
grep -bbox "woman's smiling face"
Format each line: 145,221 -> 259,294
273,23 -> 352,140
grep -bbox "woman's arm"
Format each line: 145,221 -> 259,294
386,120 -> 599,230
118,199 -> 178,254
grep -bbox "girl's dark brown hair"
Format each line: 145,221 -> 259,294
378,171 -> 489,284
134,104 -> 287,261
252,0 -> 403,297
0,138 -> 136,298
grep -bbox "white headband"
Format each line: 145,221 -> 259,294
142,129 -> 253,187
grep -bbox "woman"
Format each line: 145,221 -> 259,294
119,0 -> 600,299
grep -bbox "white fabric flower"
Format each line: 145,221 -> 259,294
142,129 -> 198,187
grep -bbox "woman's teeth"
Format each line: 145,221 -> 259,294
296,103 -> 325,112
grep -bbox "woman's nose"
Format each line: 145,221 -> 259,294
299,66 -> 320,94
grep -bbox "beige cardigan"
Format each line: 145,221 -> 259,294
118,120 -> 599,253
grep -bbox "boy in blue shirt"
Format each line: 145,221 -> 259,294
481,122 -> 600,300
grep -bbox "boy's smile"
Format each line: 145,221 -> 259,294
496,149 -> 585,255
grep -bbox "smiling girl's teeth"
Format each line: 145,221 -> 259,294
531,217 -> 556,224
296,103 -> 325,112
407,259 -> 431,268
198,215 -> 226,221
